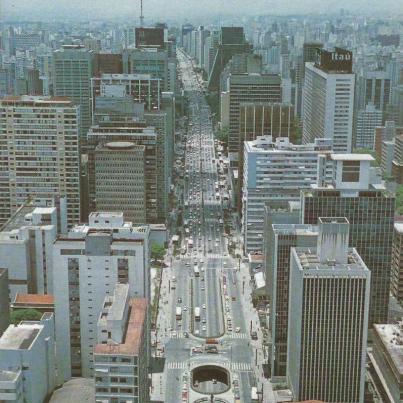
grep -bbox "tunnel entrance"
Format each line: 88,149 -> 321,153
191,365 -> 230,394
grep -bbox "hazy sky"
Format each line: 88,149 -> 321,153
2,0 -> 403,21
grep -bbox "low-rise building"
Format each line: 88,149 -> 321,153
0,313 -> 56,403
94,285 -> 148,403
369,321 -> 403,402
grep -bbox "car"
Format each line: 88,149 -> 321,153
235,327 -> 241,333
251,331 -> 258,340
194,329 -> 200,335
202,326 -> 206,331
201,286 -> 205,291
177,297 -> 182,303
184,331 -> 189,338
202,304 -> 206,309
202,318 -> 206,324
201,277 -> 205,281
183,306 -> 188,311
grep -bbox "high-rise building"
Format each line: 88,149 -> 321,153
87,123 -> 158,223
0,313 -> 56,403
94,284 -> 149,403
354,103 -> 383,150
303,48 -> 355,153
355,69 -> 391,114
391,223 -> 403,305
123,48 -> 169,91
0,96 -> 80,228
242,136 -> 332,253
287,217 -> 370,403
0,269 -> 9,336
227,73 -> 282,163
370,321 -> 403,403
265,217 -> 317,379
53,212 -> 150,381
392,134 -> 403,183
94,142 -> 146,224
53,45 -> 94,141
208,27 -> 252,91
0,205 -> 59,297
301,154 -> 395,326
90,73 -> 162,119
94,53 -> 123,75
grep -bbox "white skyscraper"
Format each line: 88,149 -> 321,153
303,48 -> 355,153
53,212 -> 150,382
242,135 -> 332,252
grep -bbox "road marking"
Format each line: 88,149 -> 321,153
167,362 -> 188,369
228,332 -> 249,339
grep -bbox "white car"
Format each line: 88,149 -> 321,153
202,326 -> 206,331
202,304 -> 206,309
235,327 -> 241,333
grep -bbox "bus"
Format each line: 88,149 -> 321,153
194,307 -> 201,321
176,307 -> 182,320
194,266 -> 200,277
251,386 -> 259,402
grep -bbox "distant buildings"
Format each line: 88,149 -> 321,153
287,218 -> 370,403
0,96 -> 80,228
303,48 -> 355,153
242,136 -> 332,253
53,212 -> 150,381
301,154 -> 395,326
94,284 -> 148,402
53,45 -> 95,140
0,313 -> 56,403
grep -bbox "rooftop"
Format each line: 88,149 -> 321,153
49,378 -> 95,402
395,222 -> 403,233
330,153 -> 374,161
12,294 -> 54,307
0,323 -> 42,350
294,247 -> 368,273
0,370 -> 21,383
1,95 -> 74,105
94,298 -> 147,356
272,224 -> 318,237
373,322 -> 403,374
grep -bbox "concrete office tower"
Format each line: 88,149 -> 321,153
242,136 -> 332,253
355,69 -> 391,113
391,223 -> 403,305
94,142 -> 146,224
53,45 -> 94,141
123,48 -> 169,91
0,269 -> 9,336
208,27 -> 252,91
0,313 -> 56,402
301,154 -> 395,326
227,73 -> 282,164
265,219 -> 317,379
374,121 -> 401,160
87,123 -> 158,223
94,285 -> 149,403
381,139 -> 395,177
0,96 -> 80,228
370,321 -> 403,402
0,206 -> 58,297
53,212 -> 150,381
287,218 -> 370,403
90,73 -> 162,120
94,53 -> 123,75
355,103 -> 383,150
303,48 -> 355,153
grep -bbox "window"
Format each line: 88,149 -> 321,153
342,161 -> 360,182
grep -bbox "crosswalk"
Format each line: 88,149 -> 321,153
169,331 -> 185,339
228,332 -> 249,339
167,362 -> 188,369
167,360 -> 252,372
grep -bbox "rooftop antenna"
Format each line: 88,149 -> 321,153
140,0 -> 144,27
